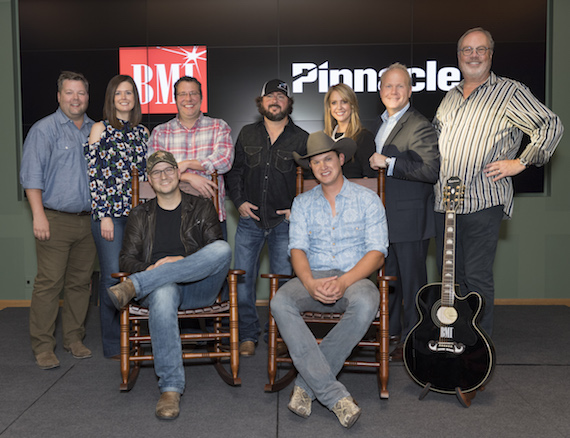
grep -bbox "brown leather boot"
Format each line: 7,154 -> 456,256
107,278 -> 136,309
156,392 -> 181,420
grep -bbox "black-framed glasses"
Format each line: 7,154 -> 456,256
459,46 -> 491,56
149,166 -> 177,179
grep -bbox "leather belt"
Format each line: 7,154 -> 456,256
45,208 -> 91,216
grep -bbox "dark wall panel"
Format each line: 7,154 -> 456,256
19,0 -> 549,193
278,0 -> 413,45
146,0 -> 279,46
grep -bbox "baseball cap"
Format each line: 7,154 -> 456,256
147,150 -> 178,173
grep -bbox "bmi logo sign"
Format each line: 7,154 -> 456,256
119,46 -> 208,115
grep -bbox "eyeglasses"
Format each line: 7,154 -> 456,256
176,91 -> 200,98
459,46 -> 491,56
149,166 -> 177,179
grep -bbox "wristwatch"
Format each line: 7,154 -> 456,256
385,157 -> 393,166
519,157 -> 530,168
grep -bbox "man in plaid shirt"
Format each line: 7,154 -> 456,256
148,76 -> 234,235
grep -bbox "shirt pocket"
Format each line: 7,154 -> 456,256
338,210 -> 366,243
274,149 -> 294,173
343,223 -> 365,243
52,136 -> 82,168
244,146 -> 263,168
55,137 -> 79,152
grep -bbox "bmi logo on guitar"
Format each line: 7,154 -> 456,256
119,46 -> 208,115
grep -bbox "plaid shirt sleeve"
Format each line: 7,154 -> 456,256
195,117 -> 234,175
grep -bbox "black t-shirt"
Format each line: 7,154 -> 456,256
151,203 -> 185,264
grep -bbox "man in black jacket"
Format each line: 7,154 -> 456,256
108,150 -> 231,420
369,63 -> 440,361
225,79 -> 307,356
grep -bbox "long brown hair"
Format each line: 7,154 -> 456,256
323,83 -> 363,140
103,75 -> 142,129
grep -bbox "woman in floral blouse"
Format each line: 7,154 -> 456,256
85,75 -> 148,359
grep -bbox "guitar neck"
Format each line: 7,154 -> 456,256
442,209 -> 456,307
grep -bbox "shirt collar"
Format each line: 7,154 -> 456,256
456,71 -> 496,95
314,176 -> 350,199
261,117 -> 292,129
338,176 -> 351,197
55,107 -> 93,129
175,112 -> 203,130
381,102 -> 410,123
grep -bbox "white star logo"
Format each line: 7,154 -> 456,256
157,46 -> 207,77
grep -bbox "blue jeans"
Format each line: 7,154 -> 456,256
91,216 -> 128,357
270,270 -> 379,409
129,240 -> 232,394
233,217 -> 291,342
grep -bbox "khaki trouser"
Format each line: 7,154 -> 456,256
29,209 -> 96,355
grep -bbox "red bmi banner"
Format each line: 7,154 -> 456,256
119,46 -> 208,115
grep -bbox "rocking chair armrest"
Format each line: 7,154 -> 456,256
261,274 -> 294,300
260,274 -> 294,280
228,269 -> 245,277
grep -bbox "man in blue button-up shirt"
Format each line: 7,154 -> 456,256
271,131 -> 388,428
20,71 -> 96,370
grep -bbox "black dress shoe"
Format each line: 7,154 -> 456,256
389,334 -> 401,345
390,343 -> 404,362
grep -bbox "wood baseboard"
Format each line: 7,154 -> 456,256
1,299 -> 271,310
258,299 -> 570,307
0,300 -> 31,309
494,299 -> 570,306
0,300 -> 64,310
2,298 -> 568,311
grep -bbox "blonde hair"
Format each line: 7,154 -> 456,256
323,83 -> 363,140
379,62 -> 412,88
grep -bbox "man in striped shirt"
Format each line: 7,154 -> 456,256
148,76 -> 233,236
433,27 -> 563,336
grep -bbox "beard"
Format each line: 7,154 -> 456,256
258,103 -> 290,122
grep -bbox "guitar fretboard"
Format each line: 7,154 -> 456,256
442,210 -> 456,308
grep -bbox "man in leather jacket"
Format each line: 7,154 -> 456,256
108,150 -> 231,420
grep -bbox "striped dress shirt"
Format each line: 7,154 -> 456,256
148,114 -> 234,220
433,72 -> 563,217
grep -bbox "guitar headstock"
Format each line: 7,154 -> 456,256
443,176 -> 464,212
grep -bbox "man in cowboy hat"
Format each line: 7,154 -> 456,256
270,131 -> 388,428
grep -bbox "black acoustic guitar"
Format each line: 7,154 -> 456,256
403,176 -> 495,396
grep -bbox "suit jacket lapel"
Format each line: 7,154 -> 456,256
381,108 -> 412,153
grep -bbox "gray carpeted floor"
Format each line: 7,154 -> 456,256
1,305 -> 569,437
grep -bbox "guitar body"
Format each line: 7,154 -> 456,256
403,282 -> 495,394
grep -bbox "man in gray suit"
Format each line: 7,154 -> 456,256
369,62 -> 440,361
